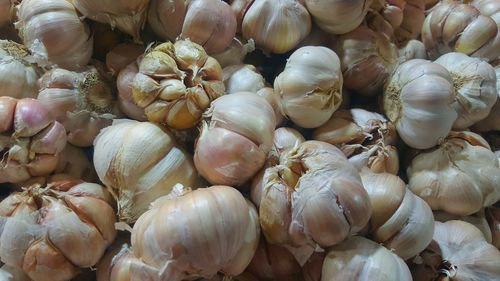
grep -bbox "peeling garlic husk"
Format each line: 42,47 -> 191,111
15,0 -> 93,70
71,0 -> 150,41
398,39 -> 428,61
411,220 -> 500,281
330,25 -> 398,96
0,180 -> 117,281
93,119 -> 203,223
274,46 -> 343,128
486,202 -> 500,248
37,64 -> 122,147
242,0 -> 311,54
223,64 -> 266,95
211,37 -> 255,68
0,97 -> 67,184
251,140 -> 371,265
435,52 -> 498,129
408,131 -> 500,216
0,40 -> 41,99
257,87 -> 285,126
106,43 -> 145,75
148,0 -> 236,54
473,60 -> 500,132
348,143 -> 400,174
116,60 -> 147,121
194,92 -> 275,186
132,40 -> 225,130
360,169 -> 435,260
422,0 -> 500,62
434,209 -> 493,244
322,236 -> 412,281
383,59 -> 457,149
305,0 -> 372,34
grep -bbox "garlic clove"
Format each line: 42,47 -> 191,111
26,155 -> 59,177
0,96 -> 16,133
106,43 -> 145,75
30,121 -> 67,155
14,98 -> 53,138
117,62 -> 147,121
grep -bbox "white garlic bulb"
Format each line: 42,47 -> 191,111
435,52 -> 498,129
434,210 -> 493,244
473,59 -> 500,132
223,64 -> 266,94
274,46 -> 343,128
383,59 -> 457,149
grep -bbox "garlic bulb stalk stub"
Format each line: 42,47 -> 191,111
194,92 -> 275,186
223,64 -> 266,95
408,132 -> 500,216
0,180 -> 117,281
274,46 -> 343,128
435,52 -> 498,129
383,59 -> 457,149
15,0 -> 93,70
132,39 -> 225,130
0,40 -> 40,99
322,236 -> 412,281
93,119 -> 202,223
71,0 -> 150,41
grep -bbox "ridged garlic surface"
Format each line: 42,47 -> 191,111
223,64 -> 266,95
434,210 -> 493,244
473,60 -> 500,132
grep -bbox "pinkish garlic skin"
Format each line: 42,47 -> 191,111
117,61 -> 147,121
106,43 -> 145,75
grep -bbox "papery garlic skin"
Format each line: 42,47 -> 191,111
194,92 -> 275,186
434,210 -> 493,244
212,37 -> 255,68
322,236 -> 412,281
383,59 -> 457,149
71,0 -> 150,41
257,87 -> 285,126
398,39 -> 428,61
117,61 -> 147,121
435,52 -> 498,129
472,60 -> 500,132
0,180 -> 116,281
16,0 -> 93,70
106,43 -> 145,75
408,132 -> 500,216
37,65 -> 122,147
305,0 -> 372,35
242,0 -> 311,54
0,40 -> 40,99
223,64 -> 266,94
132,40 -> 225,130
274,46 -> 342,128
93,119 -> 202,223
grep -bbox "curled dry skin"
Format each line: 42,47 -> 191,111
132,39 -> 225,130
0,180 -> 116,281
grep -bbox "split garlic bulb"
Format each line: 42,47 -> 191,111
194,92 -> 275,186
360,169 -> 434,260
0,180 -> 116,281
422,0 -> 500,62
411,220 -> 500,281
435,52 -> 498,129
116,60 -> 147,121
366,0 -> 405,39
148,0 -> 236,54
16,0 -> 93,70
274,46 -> 343,128
408,132 -> 500,216
0,97 -> 67,184
0,40 -> 40,99
322,236 -> 412,281
132,40 -> 225,130
71,0 -> 150,41
242,0 -> 311,54
383,59 -> 457,149
37,65 -> 122,147
93,119 -> 202,223
304,0 -> 372,34
107,185 -> 260,281
223,64 -> 266,94
330,25 -> 398,96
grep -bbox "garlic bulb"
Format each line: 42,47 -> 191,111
304,0 -> 372,34
348,143 -> 400,174
211,37 -> 255,68
242,0 -> 311,54
422,0 -> 500,62
106,43 -> 145,75
383,59 -> 457,149
132,40 -> 225,130
435,52 -> 498,129
322,236 -> 412,281
330,25 -> 398,96
411,220 -> 500,281
471,60 -> 500,132
434,210 -> 493,244
105,185 -> 260,281
223,64 -> 266,94
408,131 -> 500,216
71,0 -> 150,41
366,0 -> 405,39
360,169 -> 434,260
398,39 -> 428,61
486,203 -> 500,248
257,87 -> 285,126
251,140 -> 371,264
37,65 -> 122,147
274,46 -> 343,128
0,97 -> 67,184
395,0 -> 425,44
194,92 -> 275,186
0,180 -> 116,281
117,60 -> 147,121
16,0 -> 93,70
148,0 -> 236,54
93,119 -> 202,223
